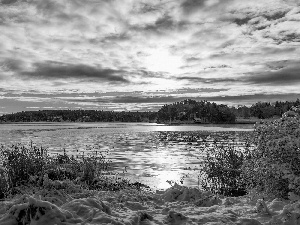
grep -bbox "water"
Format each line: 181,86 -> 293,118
0,122 -> 253,190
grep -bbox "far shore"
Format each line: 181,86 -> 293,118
158,117 -> 277,125
0,117 -> 276,125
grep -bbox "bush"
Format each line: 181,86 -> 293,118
45,149 -> 110,185
0,143 -> 49,189
0,143 -> 139,198
0,167 -> 9,199
0,144 -> 111,196
199,143 -> 250,196
242,109 -> 300,199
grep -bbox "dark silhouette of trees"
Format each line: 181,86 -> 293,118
0,110 -> 157,123
0,99 -> 299,123
157,99 -> 236,123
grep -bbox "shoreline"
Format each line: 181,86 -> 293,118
0,120 -> 257,125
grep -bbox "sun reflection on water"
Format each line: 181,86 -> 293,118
155,171 -> 182,190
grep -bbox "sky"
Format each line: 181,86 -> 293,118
0,0 -> 300,114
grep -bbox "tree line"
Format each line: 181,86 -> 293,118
231,99 -> 300,119
0,98 -> 299,123
0,110 -> 157,123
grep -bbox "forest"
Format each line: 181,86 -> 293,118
0,98 -> 299,123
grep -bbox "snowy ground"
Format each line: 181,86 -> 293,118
0,180 -> 299,225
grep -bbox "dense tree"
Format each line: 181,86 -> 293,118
157,99 -> 236,123
0,110 -> 157,123
229,99 -> 300,119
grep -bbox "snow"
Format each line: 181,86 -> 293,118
0,183 -> 300,225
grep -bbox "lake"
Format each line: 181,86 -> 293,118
0,122 -> 254,190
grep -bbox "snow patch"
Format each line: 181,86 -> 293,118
1,184 -> 300,224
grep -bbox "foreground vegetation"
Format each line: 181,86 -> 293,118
0,144 -> 145,200
200,106 -> 300,199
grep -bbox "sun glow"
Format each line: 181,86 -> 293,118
144,48 -> 183,74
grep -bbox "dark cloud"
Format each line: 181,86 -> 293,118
265,10 -> 288,20
102,33 -> 130,42
88,32 -> 130,45
7,88 -> 229,100
61,93 -> 300,106
218,39 -> 236,49
185,57 -> 201,62
3,91 -> 81,98
35,0 -> 65,16
230,8 -> 290,26
34,0 -> 88,27
264,31 -> 300,44
22,62 -> 129,83
0,58 -> 23,72
180,0 -> 206,14
154,15 -> 175,29
1,0 -> 18,5
204,65 -> 232,70
134,2 -> 163,14
261,47 -> 296,55
233,17 -> 253,26
113,96 -> 178,104
131,14 -> 189,35
225,7 -> 300,44
202,93 -> 300,103
136,69 -> 166,78
209,51 -> 258,60
246,62 -> 300,85
65,95 -> 185,104
181,0 -> 233,14
145,88 -> 229,95
176,76 -> 239,84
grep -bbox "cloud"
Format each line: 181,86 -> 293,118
263,25 -> 300,44
228,4 -> 291,26
261,47 -> 296,54
204,93 -> 300,103
180,0 -> 234,16
225,2 -> 300,45
176,76 -> 239,84
185,56 -> 201,62
180,0 -> 206,14
60,93 -> 300,106
1,88 -> 229,100
21,61 -> 129,83
246,61 -> 300,85
0,58 -> 24,72
0,0 -> 18,5
133,2 -> 164,14
204,65 -> 232,69
145,88 -> 229,95
130,14 -> 188,36
63,95 -> 185,104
